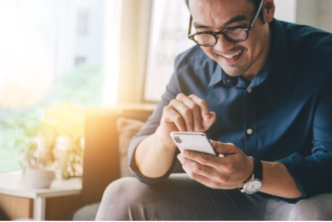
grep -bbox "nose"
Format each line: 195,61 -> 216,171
213,34 -> 236,52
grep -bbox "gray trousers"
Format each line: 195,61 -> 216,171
95,173 -> 332,220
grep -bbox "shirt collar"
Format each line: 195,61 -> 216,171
208,65 -> 247,88
208,65 -> 223,87
208,19 -> 292,88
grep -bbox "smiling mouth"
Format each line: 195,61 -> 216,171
217,50 -> 243,60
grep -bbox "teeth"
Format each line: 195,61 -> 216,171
219,50 -> 242,59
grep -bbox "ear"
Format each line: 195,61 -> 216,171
263,0 -> 275,23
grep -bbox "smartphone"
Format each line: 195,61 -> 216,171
170,132 -> 217,156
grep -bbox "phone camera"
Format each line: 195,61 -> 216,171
174,136 -> 182,143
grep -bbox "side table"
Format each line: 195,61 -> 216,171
0,171 -> 82,220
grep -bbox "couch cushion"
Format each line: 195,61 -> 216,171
117,118 -> 144,177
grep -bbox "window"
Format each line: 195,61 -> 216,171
0,0 -> 122,173
143,0 -> 194,102
77,9 -> 90,37
75,57 -> 87,66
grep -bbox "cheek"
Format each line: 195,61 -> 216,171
244,42 -> 259,60
244,28 -> 265,56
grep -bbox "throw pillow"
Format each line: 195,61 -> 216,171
117,117 -> 144,177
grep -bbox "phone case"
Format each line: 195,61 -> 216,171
170,132 -> 217,155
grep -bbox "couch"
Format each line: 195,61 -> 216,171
71,106 -> 332,220
72,106 -> 155,220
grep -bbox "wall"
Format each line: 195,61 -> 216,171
297,0 -> 332,32
274,0 -> 297,23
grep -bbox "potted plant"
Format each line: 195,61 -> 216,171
1,110 -> 56,188
43,103 -> 86,179
22,133 -> 56,188
0,104 -> 86,187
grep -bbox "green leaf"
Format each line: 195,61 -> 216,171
0,120 -> 14,129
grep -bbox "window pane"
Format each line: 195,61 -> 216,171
144,0 -> 194,102
0,0 -> 121,173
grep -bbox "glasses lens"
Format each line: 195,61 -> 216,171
224,28 -> 248,41
193,34 -> 216,46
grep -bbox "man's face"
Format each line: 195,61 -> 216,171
189,0 -> 271,80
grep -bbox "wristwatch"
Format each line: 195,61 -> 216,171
240,157 -> 263,194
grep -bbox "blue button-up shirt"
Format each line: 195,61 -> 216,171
128,19 -> 332,201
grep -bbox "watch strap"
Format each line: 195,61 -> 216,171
251,156 -> 263,180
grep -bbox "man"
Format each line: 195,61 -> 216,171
96,0 -> 332,220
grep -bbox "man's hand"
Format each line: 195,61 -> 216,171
177,141 -> 254,189
156,93 -> 216,146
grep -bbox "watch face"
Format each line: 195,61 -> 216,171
244,179 -> 262,194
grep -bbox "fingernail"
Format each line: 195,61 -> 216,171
204,114 -> 210,120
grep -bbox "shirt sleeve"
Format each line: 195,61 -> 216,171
276,73 -> 332,202
127,56 -> 183,184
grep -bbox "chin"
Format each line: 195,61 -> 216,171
219,65 -> 246,77
224,70 -> 242,77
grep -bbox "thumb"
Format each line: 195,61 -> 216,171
202,111 -> 216,131
211,141 -> 237,156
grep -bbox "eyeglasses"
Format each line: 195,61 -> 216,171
188,0 -> 263,47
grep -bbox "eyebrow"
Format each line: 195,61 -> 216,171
193,15 -> 249,29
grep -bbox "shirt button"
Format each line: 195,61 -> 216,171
247,88 -> 252,93
247,128 -> 253,135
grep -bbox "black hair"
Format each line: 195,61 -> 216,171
185,0 -> 265,23
248,0 -> 265,22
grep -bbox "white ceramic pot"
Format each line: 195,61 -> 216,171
24,167 -> 56,189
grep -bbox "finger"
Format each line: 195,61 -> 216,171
202,111 -> 216,131
178,153 -> 214,178
188,94 -> 210,118
178,153 -> 239,189
210,141 -> 237,156
163,106 -> 187,132
177,152 -> 185,161
169,99 -> 194,131
188,95 -> 216,131
181,96 -> 204,132
182,150 -> 218,167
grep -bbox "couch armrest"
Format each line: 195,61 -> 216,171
82,110 -> 122,205
81,107 -> 154,205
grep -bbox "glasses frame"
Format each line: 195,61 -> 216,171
188,0 -> 263,46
